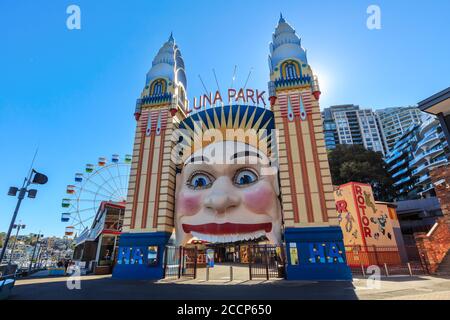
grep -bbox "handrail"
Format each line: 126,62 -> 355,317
410,145 -> 444,166
426,222 -> 439,238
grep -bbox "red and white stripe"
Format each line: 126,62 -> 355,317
138,110 -> 168,134
277,91 -> 314,118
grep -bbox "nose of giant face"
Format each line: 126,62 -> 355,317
204,176 -> 241,214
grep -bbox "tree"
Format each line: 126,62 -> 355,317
328,144 -> 396,202
0,232 -> 5,248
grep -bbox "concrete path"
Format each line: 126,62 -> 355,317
8,274 -> 450,300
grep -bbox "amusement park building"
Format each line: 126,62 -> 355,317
112,15 -> 353,281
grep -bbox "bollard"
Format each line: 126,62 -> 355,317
384,263 -> 389,277
407,262 -> 413,277
206,266 -> 209,281
230,266 -> 233,281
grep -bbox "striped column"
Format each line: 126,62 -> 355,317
273,89 -> 338,227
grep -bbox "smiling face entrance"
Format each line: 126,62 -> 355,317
175,141 -> 282,246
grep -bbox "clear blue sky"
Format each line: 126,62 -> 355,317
1,0 -> 449,237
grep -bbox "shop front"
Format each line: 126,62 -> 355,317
72,201 -> 124,274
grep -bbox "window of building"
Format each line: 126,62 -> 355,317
286,63 -> 298,79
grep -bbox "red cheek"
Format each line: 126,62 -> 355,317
177,193 -> 202,216
243,185 -> 274,214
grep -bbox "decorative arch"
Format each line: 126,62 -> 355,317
281,60 -> 301,80
149,78 -> 167,96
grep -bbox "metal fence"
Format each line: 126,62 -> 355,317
345,245 -> 429,277
248,245 -> 285,280
163,246 -> 198,279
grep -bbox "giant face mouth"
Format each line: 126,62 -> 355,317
182,222 -> 272,235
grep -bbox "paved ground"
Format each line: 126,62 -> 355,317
354,275 -> 450,300
8,272 -> 450,300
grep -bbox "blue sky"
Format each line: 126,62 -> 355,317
1,0 -> 449,237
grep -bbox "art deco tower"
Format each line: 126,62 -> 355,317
114,34 -> 188,279
268,15 -> 351,280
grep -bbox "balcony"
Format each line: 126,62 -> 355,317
392,167 -> 408,178
388,158 -> 406,172
415,173 -> 430,186
393,175 -> 411,187
415,133 -> 440,151
412,157 -> 448,176
418,183 -> 435,196
410,145 -> 445,166
386,150 -> 404,164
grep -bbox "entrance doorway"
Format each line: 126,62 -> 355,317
163,246 -> 198,279
163,243 -> 286,281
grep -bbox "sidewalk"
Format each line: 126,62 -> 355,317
8,273 -> 450,300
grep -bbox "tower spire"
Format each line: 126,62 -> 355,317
279,12 -> 285,23
168,32 -> 174,42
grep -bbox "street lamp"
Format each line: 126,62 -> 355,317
0,168 -> 48,264
28,233 -> 44,273
8,222 -> 26,265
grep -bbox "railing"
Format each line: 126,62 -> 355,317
415,133 -> 439,151
345,245 -> 429,277
410,145 -> 445,166
412,157 -> 448,176
392,167 -> 408,178
386,151 -> 403,164
412,163 -> 428,176
415,173 -> 430,185
388,159 -> 406,172
393,175 -> 411,187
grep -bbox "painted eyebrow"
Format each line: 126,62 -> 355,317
185,155 -> 210,164
230,151 -> 262,160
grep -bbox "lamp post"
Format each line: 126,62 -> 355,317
0,168 -> 48,264
28,233 -> 43,274
8,222 -> 26,265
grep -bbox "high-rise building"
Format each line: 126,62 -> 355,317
322,108 -> 338,150
385,124 -> 419,200
376,106 -> 423,152
322,105 -> 385,155
418,87 -> 450,160
410,114 -> 449,197
385,114 -> 449,200
358,109 -> 385,155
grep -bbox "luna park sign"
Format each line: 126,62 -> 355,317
186,88 -> 267,114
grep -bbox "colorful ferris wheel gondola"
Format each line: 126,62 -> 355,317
62,198 -> 71,208
75,173 -> 83,182
85,164 -> 94,173
66,185 -> 76,194
98,157 -> 107,166
65,226 -> 75,236
61,213 -> 70,222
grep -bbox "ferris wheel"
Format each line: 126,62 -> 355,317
61,154 -> 132,237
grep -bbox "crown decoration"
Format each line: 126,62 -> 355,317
175,105 -> 276,164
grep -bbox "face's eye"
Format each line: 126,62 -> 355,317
187,172 -> 213,190
234,169 -> 258,187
